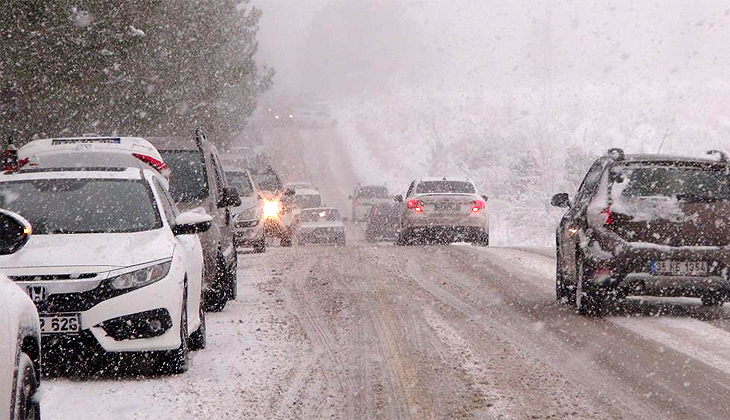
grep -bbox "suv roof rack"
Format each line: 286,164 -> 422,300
707,150 -> 729,162
607,148 -> 625,161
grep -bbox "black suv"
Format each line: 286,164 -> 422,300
552,148 -> 730,315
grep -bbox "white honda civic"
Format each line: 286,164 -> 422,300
0,166 -> 210,375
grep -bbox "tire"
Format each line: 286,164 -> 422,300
472,231 -> 489,246
575,256 -> 606,317
280,236 -> 293,247
156,296 -> 189,375
226,258 -> 238,301
396,229 -> 410,246
188,305 -> 207,351
555,246 -> 568,303
253,238 -> 266,253
205,253 -> 231,311
12,353 -> 40,420
701,294 -> 724,307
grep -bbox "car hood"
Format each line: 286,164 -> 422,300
231,196 -> 260,219
0,229 -> 174,273
299,221 -> 345,229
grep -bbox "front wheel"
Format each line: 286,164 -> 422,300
188,305 -> 207,351
13,353 -> 40,420
253,237 -> 266,253
155,296 -> 189,374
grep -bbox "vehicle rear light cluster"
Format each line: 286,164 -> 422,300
599,207 -> 613,225
471,199 -> 486,213
132,153 -> 171,178
407,199 -> 423,213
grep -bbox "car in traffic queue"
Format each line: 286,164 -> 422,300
349,184 -> 390,222
148,130 -> 241,312
248,165 -> 294,246
552,148 -> 730,316
365,202 -> 402,242
293,208 -> 346,246
225,168 -> 266,253
0,209 -> 41,420
0,165 -> 211,375
396,177 -> 489,246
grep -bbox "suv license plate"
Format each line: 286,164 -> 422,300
653,260 -> 708,276
39,314 -> 81,334
435,203 -> 460,212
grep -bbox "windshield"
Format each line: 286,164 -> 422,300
416,181 -> 475,194
251,173 -> 281,192
0,179 -> 161,234
615,165 -> 730,201
226,171 -> 254,197
159,150 -> 209,203
298,208 -> 341,222
355,186 -> 388,199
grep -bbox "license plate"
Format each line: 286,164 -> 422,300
652,260 -> 708,276
39,314 -> 81,334
434,203 -> 461,212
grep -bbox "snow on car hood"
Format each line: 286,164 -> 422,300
0,229 -> 174,272
232,196 -> 260,220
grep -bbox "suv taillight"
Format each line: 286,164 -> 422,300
471,199 -> 486,213
599,207 -> 613,225
407,199 -> 423,213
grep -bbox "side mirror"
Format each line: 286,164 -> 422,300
394,195 -> 403,203
481,195 -> 489,202
219,187 -> 242,208
0,210 -> 31,255
172,211 -> 213,235
551,193 -> 571,208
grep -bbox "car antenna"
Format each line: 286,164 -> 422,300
656,128 -> 670,153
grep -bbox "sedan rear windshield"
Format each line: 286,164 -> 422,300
0,179 -> 162,234
291,194 -> 322,209
614,165 -> 730,201
160,150 -> 209,202
299,209 -> 341,222
416,181 -> 475,194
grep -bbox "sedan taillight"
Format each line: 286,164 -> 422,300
471,199 -> 486,213
407,199 -> 423,213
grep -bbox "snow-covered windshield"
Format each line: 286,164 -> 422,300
226,171 -> 254,197
160,150 -> 209,203
0,179 -> 161,234
298,208 -> 341,222
614,165 -> 730,201
416,181 -> 475,194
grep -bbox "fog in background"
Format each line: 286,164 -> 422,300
253,0 -> 730,244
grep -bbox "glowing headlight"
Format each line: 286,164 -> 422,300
263,200 -> 280,218
109,260 -> 172,290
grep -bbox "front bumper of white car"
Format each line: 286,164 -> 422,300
10,263 -> 185,353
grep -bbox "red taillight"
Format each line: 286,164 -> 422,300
133,153 -> 170,178
471,199 -> 486,213
407,199 -> 423,213
600,207 -> 613,225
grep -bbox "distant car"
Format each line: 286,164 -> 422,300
349,185 -> 390,222
0,210 -> 41,420
225,169 -> 266,253
149,130 -> 241,312
293,208 -> 346,246
365,202 -> 402,242
0,166 -> 211,375
552,148 -> 730,316
396,177 -> 489,246
249,165 -> 283,198
282,188 -> 323,216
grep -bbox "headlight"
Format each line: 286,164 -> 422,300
109,260 -> 172,290
263,200 -> 280,218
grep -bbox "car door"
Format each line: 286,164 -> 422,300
559,160 -> 606,283
152,177 -> 204,328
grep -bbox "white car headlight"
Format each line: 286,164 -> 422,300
109,260 -> 172,290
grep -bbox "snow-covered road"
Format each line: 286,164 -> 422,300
40,228 -> 730,419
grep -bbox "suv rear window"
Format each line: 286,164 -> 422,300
356,186 -> 388,199
614,164 -> 730,201
416,181 -> 475,194
160,150 -> 209,202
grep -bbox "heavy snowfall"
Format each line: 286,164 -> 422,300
4,1 -> 730,420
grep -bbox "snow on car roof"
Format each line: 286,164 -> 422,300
419,176 -> 473,183
20,136 -> 163,159
1,167 -> 145,181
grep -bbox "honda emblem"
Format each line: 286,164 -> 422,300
27,286 -> 47,303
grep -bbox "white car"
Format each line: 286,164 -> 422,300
226,169 -> 266,253
0,210 -> 41,420
0,166 -> 210,375
396,177 -> 489,246
293,208 -> 346,246
18,136 -> 169,178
